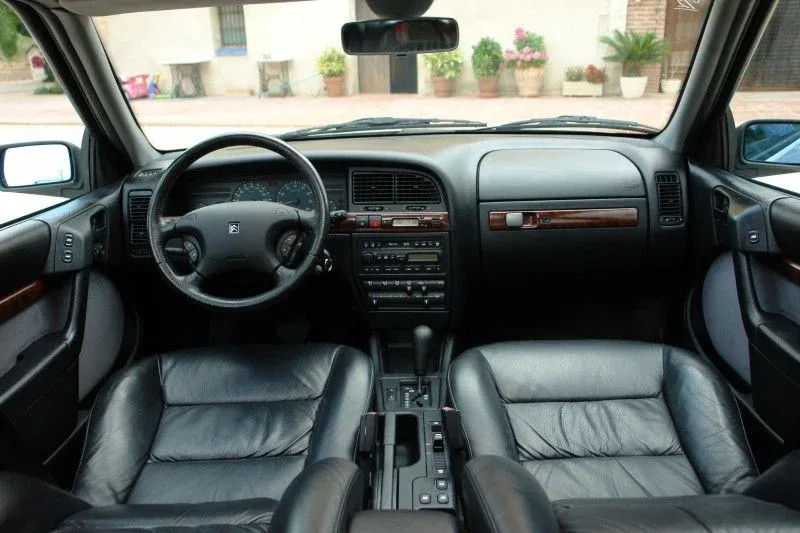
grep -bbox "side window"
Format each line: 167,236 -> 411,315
0,1 -> 88,225
730,0 -> 800,193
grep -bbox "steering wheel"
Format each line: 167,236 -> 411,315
147,134 -> 329,311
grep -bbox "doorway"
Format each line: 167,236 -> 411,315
390,55 -> 418,93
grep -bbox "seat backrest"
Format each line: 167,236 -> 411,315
72,344 -> 372,507
449,340 -> 757,500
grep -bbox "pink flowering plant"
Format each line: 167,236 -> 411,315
504,27 -> 548,69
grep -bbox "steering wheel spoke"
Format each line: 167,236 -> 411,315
297,208 -> 318,231
158,216 -> 179,243
177,270 -> 204,292
271,265 -> 297,287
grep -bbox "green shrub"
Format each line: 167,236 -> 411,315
33,84 -> 64,95
315,47 -> 346,77
424,49 -> 464,80
564,66 -> 585,82
600,30 -> 667,76
471,37 -> 503,78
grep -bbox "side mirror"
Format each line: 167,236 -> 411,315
1,142 -> 76,188
739,120 -> 800,165
341,17 -> 459,55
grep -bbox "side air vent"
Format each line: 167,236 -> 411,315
396,173 -> 441,204
352,172 -> 395,204
128,192 -> 152,256
655,172 -> 684,226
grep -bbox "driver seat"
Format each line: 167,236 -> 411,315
2,344 -> 373,533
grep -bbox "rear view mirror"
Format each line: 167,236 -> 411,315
1,142 -> 74,187
342,18 -> 459,55
741,120 -> 800,165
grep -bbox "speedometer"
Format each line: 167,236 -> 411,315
276,180 -> 315,211
231,182 -> 273,202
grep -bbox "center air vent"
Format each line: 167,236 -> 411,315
655,172 -> 684,226
352,172 -> 395,204
396,173 -> 441,203
128,192 -> 152,256
352,170 -> 441,206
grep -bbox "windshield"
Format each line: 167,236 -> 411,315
94,1 -> 712,149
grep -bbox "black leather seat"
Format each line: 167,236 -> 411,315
1,344 -> 373,533
450,340 -> 800,532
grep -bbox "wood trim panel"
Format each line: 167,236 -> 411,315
777,258 -> 800,285
489,208 -> 639,231
0,280 -> 45,323
331,212 -> 449,233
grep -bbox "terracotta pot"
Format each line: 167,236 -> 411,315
514,67 -> 543,97
324,76 -> 344,97
620,76 -> 648,99
432,77 -> 454,97
477,76 -> 499,98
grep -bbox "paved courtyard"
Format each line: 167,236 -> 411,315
0,91 -> 798,149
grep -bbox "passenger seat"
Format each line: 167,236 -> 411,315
449,340 -> 800,531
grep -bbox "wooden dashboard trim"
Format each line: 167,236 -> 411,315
489,208 -> 639,231
0,280 -> 45,323
331,212 -> 450,233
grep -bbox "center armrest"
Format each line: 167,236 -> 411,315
349,511 -> 458,533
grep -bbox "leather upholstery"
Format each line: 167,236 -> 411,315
461,456 -> 560,533
553,496 -> 800,532
51,343 -> 372,532
449,340 -> 757,500
55,458 -> 362,533
349,511 -> 459,533
74,344 -> 372,507
745,450 -> 800,512
0,472 -> 89,533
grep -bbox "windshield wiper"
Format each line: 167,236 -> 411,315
281,117 -> 487,140
480,115 -> 659,135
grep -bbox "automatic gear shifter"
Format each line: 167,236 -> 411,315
413,325 -> 433,394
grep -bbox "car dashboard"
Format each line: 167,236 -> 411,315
120,133 -> 688,330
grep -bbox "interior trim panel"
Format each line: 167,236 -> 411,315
488,208 -> 639,231
0,281 -> 46,324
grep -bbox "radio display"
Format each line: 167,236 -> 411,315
408,252 -> 439,263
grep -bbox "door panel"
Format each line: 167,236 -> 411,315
690,164 -> 800,445
0,184 -> 122,469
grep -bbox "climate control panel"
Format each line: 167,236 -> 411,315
354,234 -> 449,311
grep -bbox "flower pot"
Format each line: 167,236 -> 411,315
432,77 -> 454,97
660,78 -> 682,94
620,76 -> 648,99
323,76 -> 344,97
477,76 -> 500,98
562,80 -> 603,97
514,67 -> 543,97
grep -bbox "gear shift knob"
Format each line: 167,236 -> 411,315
413,325 -> 433,377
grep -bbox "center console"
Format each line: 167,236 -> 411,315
354,234 -> 449,311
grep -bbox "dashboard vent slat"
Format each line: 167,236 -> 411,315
352,172 -> 395,204
655,172 -> 683,226
128,193 -> 152,254
396,173 -> 441,204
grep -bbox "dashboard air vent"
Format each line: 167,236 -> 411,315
655,172 -> 683,226
396,173 -> 441,204
352,172 -> 395,204
128,193 -> 152,256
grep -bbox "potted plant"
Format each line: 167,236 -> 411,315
600,30 -> 666,99
584,64 -> 606,96
423,49 -> 464,97
660,56 -> 682,94
504,27 -> 548,97
471,37 -> 503,98
562,65 -> 605,97
316,47 -> 346,97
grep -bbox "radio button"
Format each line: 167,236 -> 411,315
356,215 -> 369,228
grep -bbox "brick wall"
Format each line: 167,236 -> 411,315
626,0 -> 667,92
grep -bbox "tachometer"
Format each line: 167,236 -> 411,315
276,180 -> 315,211
231,182 -> 273,202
